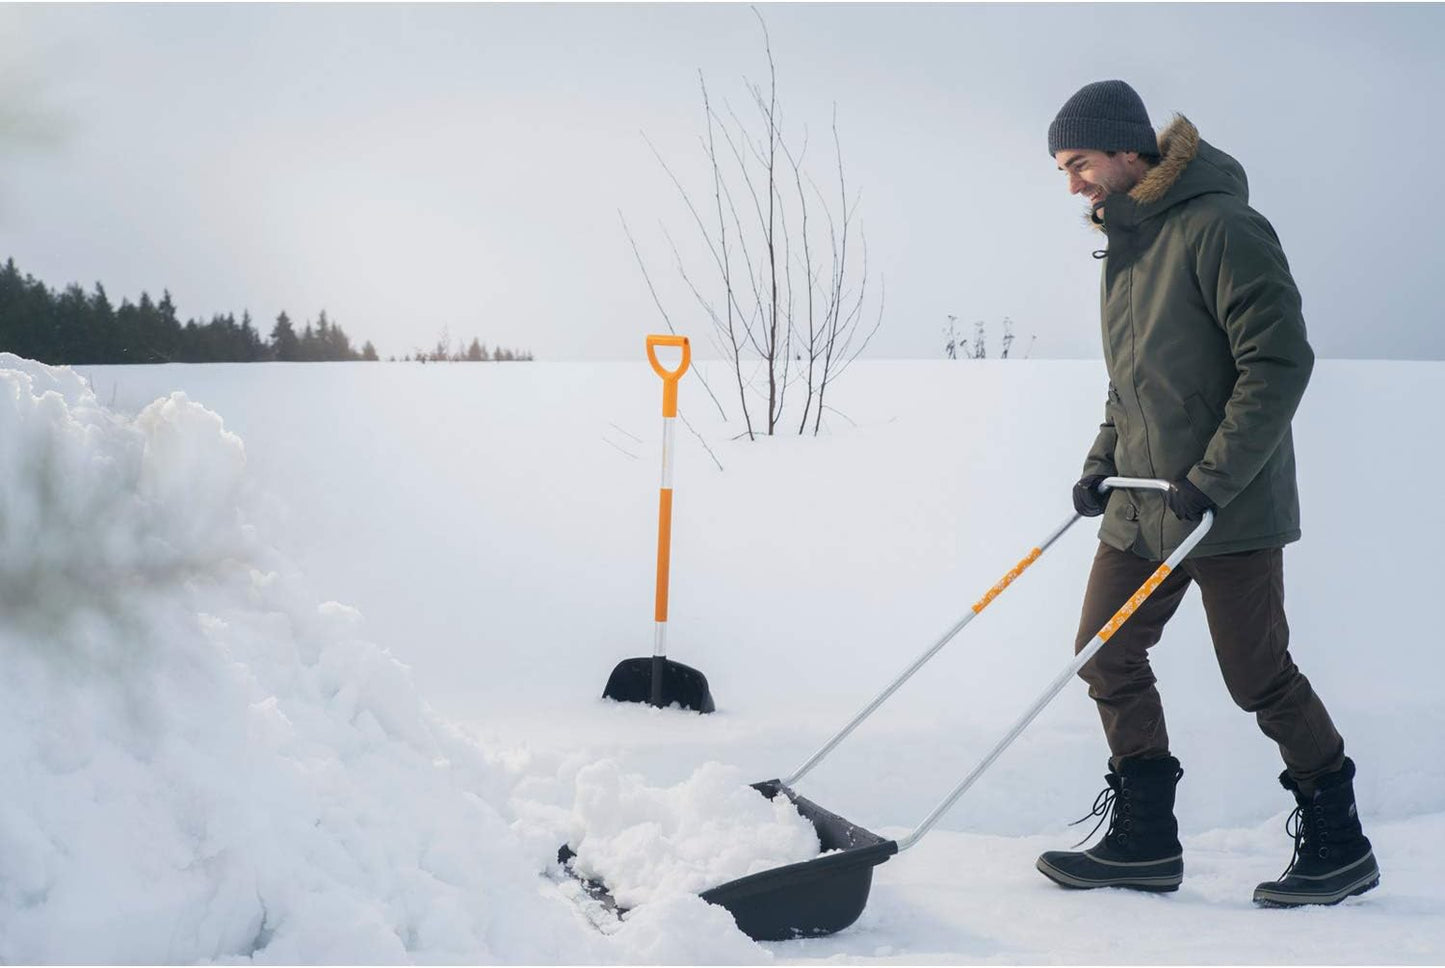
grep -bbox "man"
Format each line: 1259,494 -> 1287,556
1034,80 -> 1379,906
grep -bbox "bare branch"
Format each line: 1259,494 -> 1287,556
603,437 -> 640,460
678,407 -> 726,472
700,73 -> 754,439
609,422 -> 642,444
619,211 -> 729,420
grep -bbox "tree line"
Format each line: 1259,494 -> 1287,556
0,258 -> 531,365
402,333 -> 534,363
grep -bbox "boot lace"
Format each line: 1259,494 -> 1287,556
1278,800 -> 1330,879
1068,784 -> 1125,848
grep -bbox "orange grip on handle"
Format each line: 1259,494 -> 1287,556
972,547 -> 1042,614
646,335 -> 691,417
1097,563 -> 1173,642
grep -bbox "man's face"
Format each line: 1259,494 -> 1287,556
1053,149 -> 1141,208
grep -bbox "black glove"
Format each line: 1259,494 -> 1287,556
1165,477 -> 1216,522
1072,474 -> 1110,517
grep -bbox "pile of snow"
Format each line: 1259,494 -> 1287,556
0,354 -> 766,964
565,761 -> 820,907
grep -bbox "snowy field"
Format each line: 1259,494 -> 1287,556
3,352 -> 1442,964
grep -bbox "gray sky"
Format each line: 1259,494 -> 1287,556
2,3 -> 1442,361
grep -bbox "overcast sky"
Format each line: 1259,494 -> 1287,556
2,3 -> 1442,362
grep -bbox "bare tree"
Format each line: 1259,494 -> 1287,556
944,315 -> 962,360
943,314 -> 1036,360
630,8 -> 883,438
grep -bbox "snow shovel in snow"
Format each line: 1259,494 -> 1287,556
601,335 -> 715,713
564,478 -> 1211,940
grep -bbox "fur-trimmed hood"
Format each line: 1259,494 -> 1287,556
1091,115 -> 1249,230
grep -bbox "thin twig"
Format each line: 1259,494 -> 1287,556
678,408 -> 725,472
609,421 -> 642,444
603,437 -> 640,460
619,211 -> 729,420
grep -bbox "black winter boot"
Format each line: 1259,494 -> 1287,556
1036,756 -> 1184,892
1253,757 -> 1380,906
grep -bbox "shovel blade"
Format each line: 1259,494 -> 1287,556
603,657 -> 715,713
555,780 -> 895,941
696,781 -> 897,940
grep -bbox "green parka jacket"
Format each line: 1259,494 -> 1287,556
1082,116 -> 1314,560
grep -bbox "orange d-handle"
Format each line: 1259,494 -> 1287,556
646,334 -> 691,417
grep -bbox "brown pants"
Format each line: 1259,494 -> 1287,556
1075,543 -> 1345,787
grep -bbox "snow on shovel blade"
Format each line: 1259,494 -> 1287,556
602,657 -> 715,713
700,780 -> 898,941
555,780 -> 896,942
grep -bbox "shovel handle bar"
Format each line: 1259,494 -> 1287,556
647,335 -> 691,417
894,478 -> 1212,851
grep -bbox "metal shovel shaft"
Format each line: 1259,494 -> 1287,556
784,510 -> 1083,788
895,477 -> 1213,851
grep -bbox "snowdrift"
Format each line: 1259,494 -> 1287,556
0,355 -> 764,964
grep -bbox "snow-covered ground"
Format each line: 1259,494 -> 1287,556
4,353 -> 1441,963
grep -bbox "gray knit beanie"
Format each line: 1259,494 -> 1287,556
1047,80 -> 1157,157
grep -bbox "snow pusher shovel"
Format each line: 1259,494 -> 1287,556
564,479 -> 1211,940
602,334 -> 715,713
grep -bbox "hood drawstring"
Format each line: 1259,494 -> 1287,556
1090,203 -> 1108,260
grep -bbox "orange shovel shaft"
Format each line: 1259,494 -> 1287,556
655,486 -> 673,624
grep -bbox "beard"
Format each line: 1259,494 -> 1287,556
1083,166 -> 1142,224
1089,169 -> 1138,205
